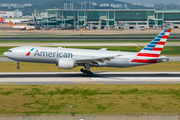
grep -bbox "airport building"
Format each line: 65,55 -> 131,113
0,10 -> 23,18
37,9 -> 180,29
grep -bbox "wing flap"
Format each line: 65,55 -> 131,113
75,55 -> 120,63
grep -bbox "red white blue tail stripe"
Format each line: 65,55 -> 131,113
137,29 -> 171,58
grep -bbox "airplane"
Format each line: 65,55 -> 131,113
3,29 -> 171,75
0,17 -> 31,24
9,20 -> 35,30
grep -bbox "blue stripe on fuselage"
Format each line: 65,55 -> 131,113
30,48 -> 34,51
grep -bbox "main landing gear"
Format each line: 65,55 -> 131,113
80,69 -> 94,76
17,61 -> 20,69
80,63 -> 94,76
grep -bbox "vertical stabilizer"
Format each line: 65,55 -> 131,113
137,29 -> 171,58
9,20 -> 15,27
0,17 -> 5,23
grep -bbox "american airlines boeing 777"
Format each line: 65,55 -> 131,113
3,29 -> 171,75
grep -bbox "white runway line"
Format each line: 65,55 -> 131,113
95,72 -> 180,74
91,77 -> 180,81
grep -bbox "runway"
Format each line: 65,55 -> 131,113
0,72 -> 180,85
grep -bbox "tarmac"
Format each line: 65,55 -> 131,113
0,72 -> 180,85
0,28 -> 180,35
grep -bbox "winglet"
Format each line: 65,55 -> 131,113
137,29 -> 171,58
9,20 -> 15,27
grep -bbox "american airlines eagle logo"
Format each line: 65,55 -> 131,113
26,48 -> 34,56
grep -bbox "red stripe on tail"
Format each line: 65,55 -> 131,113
167,29 -> 171,32
162,35 -> 168,39
131,59 -> 157,63
137,53 -> 160,57
152,47 -> 163,51
157,41 -> 166,45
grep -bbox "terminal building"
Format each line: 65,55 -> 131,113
36,9 -> 180,29
0,10 -> 23,18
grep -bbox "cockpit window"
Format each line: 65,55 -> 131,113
7,50 -> 12,52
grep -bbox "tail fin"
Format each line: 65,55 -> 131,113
137,29 -> 171,58
34,16 -> 37,23
0,17 -> 5,23
34,16 -> 37,21
9,20 -> 15,26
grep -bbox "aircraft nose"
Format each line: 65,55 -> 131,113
3,52 -> 7,57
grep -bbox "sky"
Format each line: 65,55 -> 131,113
117,0 -> 180,5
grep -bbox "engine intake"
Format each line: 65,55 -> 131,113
58,58 -> 76,69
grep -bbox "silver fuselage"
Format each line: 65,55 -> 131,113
3,46 -> 162,68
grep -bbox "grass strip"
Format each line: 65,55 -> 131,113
0,62 -> 180,72
1,46 -> 180,56
0,84 -> 180,115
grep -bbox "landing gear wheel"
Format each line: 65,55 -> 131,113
83,70 -> 87,74
87,71 -> 91,75
17,66 -> 20,69
16,61 -> 20,69
87,71 -> 94,76
80,63 -> 94,76
80,69 -> 84,72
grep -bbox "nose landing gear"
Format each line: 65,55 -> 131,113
17,62 -> 20,69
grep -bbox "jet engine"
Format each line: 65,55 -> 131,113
58,59 -> 76,69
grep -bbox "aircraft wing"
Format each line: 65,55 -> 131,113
75,55 -> 120,63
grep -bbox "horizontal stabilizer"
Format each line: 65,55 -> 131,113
131,56 -> 169,63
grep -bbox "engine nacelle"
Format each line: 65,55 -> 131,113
58,58 -> 76,69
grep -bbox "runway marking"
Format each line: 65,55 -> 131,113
91,77 -> 180,81
0,82 -> 18,85
72,81 -> 105,84
157,81 -> 180,84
